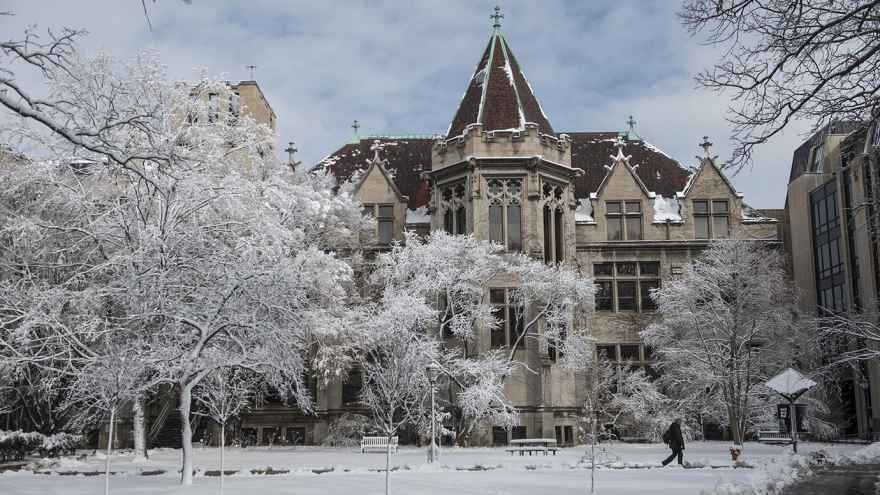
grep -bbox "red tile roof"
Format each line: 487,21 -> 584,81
567,132 -> 692,198
315,134 -> 692,207
446,32 -> 553,138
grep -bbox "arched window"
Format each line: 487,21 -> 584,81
440,182 -> 467,234
486,178 -> 522,251
542,182 -> 566,263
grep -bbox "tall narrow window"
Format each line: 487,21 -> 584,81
811,180 -> 846,315
693,200 -> 729,239
455,206 -> 467,235
606,201 -> 642,240
489,205 -> 504,244
625,202 -> 642,240
543,207 -> 552,263
486,178 -> 523,251
507,204 -> 522,251
228,91 -> 241,124
542,182 -> 567,263
554,208 -> 564,262
812,142 -> 825,173
489,288 -> 525,351
443,209 -> 454,234
341,368 -> 362,406
363,204 -> 395,245
208,93 -> 219,123
440,182 -> 467,235
377,206 -> 394,244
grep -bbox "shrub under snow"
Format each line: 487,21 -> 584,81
0,430 -> 82,461
321,413 -> 372,448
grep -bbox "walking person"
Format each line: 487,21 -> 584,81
661,419 -> 685,466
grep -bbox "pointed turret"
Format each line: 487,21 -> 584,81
446,12 -> 553,138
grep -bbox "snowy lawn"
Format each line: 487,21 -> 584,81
0,441 -> 866,495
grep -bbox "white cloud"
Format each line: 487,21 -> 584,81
0,0 -> 810,207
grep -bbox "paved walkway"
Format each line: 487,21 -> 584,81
782,464 -> 880,495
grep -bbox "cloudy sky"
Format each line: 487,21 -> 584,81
1,0 -> 809,208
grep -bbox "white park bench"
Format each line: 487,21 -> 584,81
757,430 -> 793,445
505,438 -> 558,456
360,436 -> 399,453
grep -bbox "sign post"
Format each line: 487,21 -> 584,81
765,368 -> 817,453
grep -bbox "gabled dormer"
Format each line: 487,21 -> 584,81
351,141 -> 409,244
678,137 -> 775,240
591,138 -> 656,242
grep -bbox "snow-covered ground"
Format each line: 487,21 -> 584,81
0,441 -> 867,495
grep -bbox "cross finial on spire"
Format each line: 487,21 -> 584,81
699,136 -> 713,158
491,6 -> 504,30
284,141 -> 301,173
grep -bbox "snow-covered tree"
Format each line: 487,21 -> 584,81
63,335 -> 152,495
193,367 -> 258,495
356,292 -> 436,495
0,28 -> 371,486
643,239 -> 812,446
368,232 -> 594,445
576,352 -> 673,444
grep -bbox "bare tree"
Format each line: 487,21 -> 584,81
681,0 -> 880,168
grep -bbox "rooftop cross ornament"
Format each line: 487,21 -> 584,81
491,6 -> 504,30
699,136 -> 713,158
284,141 -> 301,172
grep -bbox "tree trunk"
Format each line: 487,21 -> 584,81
105,406 -> 116,495
180,385 -> 194,485
133,397 -> 148,460
385,434 -> 391,495
220,421 -> 225,495
728,405 -> 744,446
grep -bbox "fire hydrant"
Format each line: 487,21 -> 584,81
729,447 -> 742,461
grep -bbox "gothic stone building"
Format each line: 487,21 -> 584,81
238,22 -> 778,447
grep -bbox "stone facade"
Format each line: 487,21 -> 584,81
296,26 -> 778,447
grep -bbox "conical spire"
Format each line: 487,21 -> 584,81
446,11 -> 554,138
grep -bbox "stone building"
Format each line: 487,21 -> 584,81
243,18 -> 778,447
782,119 -> 880,440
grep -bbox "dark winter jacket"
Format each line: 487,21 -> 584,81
665,422 -> 685,450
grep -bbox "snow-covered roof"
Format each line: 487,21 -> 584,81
405,206 -> 431,225
652,195 -> 682,223
574,199 -> 594,224
765,368 -> 817,398
741,204 -> 778,224
446,28 -> 553,138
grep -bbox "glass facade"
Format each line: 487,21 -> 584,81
811,180 -> 847,315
